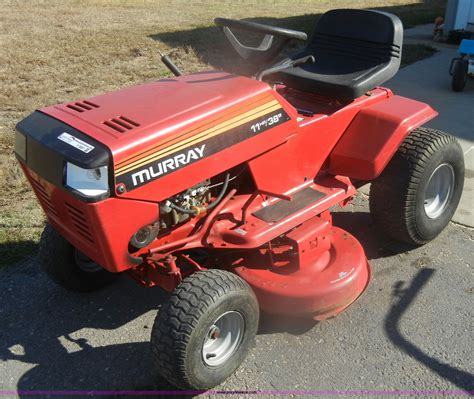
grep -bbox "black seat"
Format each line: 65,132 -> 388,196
271,9 -> 403,100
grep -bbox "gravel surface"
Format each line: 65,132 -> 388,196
1,196 -> 473,398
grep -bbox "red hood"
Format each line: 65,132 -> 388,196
41,71 -> 278,166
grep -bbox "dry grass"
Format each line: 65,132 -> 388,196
0,0 -> 445,266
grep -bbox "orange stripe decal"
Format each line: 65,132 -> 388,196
115,92 -> 276,168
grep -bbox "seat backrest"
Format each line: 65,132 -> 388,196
307,9 -> 403,65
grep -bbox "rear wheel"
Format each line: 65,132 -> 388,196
451,59 -> 468,92
370,128 -> 464,245
39,224 -> 118,292
151,269 -> 259,389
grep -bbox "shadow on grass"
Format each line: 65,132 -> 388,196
385,268 -> 474,392
0,240 -> 38,268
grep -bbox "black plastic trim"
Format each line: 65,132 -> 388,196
15,111 -> 112,203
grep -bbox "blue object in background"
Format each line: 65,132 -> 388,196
459,39 -> 474,54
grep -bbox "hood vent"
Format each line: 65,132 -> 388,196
103,116 -> 140,133
66,100 -> 100,113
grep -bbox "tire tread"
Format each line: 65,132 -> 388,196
151,269 -> 254,389
370,127 -> 461,245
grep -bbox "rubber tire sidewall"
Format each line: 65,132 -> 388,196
152,270 -> 260,390
40,225 -> 118,292
413,141 -> 464,241
452,59 -> 468,92
183,290 -> 258,389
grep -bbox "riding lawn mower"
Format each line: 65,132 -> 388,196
15,9 -> 465,389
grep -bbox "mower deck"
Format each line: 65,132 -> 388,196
230,224 -> 370,320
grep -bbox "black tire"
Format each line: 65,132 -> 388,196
370,128 -> 464,245
39,224 -> 118,292
451,59 -> 468,92
151,269 -> 259,389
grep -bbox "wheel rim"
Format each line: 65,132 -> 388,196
202,311 -> 244,367
424,163 -> 455,219
74,250 -> 102,273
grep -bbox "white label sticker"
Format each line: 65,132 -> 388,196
58,132 -> 94,153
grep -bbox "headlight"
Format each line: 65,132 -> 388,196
66,163 -> 109,198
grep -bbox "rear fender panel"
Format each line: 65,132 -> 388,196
328,95 -> 437,180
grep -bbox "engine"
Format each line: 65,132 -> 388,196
128,180 -> 211,250
160,180 -> 212,228
127,165 -> 248,252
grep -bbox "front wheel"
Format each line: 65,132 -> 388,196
39,224 -> 119,292
370,128 -> 464,245
151,269 -> 259,389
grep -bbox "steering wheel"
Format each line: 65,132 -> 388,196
214,17 -> 307,63
214,18 -> 307,41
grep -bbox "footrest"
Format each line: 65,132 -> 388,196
207,175 -> 356,250
253,187 -> 326,223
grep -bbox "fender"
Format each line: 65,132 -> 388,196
328,95 -> 438,180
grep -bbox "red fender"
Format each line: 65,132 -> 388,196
328,95 -> 437,180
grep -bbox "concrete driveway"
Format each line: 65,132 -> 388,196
1,27 -> 473,398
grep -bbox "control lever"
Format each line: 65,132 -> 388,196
256,55 -> 315,81
159,50 -> 183,77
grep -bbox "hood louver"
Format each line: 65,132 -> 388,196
103,116 -> 140,133
66,100 -> 100,112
